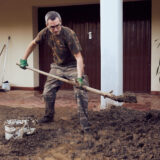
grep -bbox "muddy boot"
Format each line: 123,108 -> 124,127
38,116 -> 53,123
81,119 -> 91,134
38,96 -> 55,123
75,88 -> 91,133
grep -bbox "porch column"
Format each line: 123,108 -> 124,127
100,0 -> 123,108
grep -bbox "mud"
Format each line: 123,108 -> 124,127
113,92 -> 137,103
0,105 -> 160,160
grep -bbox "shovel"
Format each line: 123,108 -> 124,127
16,63 -> 137,103
0,44 -> 6,57
0,37 -> 11,92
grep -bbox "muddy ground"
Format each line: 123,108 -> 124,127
0,105 -> 160,160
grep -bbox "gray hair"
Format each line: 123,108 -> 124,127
45,11 -> 62,24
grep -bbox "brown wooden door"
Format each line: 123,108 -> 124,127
123,1 -> 151,93
38,5 -> 100,90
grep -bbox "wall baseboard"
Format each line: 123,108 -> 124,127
9,86 -> 40,91
2,86 -> 160,94
151,91 -> 160,95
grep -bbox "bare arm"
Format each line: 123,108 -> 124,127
22,40 -> 37,60
74,52 -> 84,78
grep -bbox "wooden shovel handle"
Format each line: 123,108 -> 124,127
16,63 -> 118,100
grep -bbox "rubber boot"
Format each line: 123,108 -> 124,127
38,96 -> 55,123
75,88 -> 90,133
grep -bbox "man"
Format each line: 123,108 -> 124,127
19,11 -> 90,133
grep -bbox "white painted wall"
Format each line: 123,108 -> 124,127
151,0 -> 160,91
0,2 -> 34,87
100,0 -> 123,108
0,0 -> 160,93
0,0 -> 99,88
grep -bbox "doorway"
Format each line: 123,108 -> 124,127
123,0 -> 151,93
38,4 -> 100,90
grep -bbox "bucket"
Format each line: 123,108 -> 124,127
4,119 -> 36,140
2,81 -> 10,91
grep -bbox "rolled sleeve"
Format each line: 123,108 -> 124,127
34,27 -> 48,44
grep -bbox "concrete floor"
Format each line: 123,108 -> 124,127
0,90 -> 160,111
0,90 -> 100,110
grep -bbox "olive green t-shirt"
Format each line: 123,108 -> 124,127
35,26 -> 82,66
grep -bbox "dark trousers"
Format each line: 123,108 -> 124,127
43,63 -> 89,129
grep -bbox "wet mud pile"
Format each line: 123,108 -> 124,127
0,105 -> 160,160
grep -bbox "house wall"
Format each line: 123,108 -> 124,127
0,0 -> 99,88
0,1 -> 34,87
151,0 -> 160,92
1,0 -> 160,92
